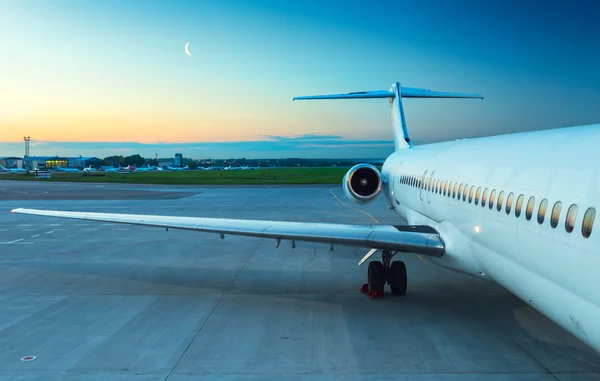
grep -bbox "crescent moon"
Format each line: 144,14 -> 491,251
184,42 -> 191,56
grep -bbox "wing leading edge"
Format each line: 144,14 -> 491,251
10,208 -> 445,257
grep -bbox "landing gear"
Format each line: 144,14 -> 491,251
361,249 -> 407,299
367,261 -> 385,298
388,261 -> 407,296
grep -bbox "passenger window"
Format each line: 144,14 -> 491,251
489,189 -> 496,209
497,191 -> 505,212
526,196 -> 536,221
550,201 -> 562,228
565,204 -> 578,233
444,181 -> 449,196
448,182 -> 453,197
481,188 -> 488,207
515,194 -> 524,217
505,192 -> 514,214
453,183 -> 458,198
475,187 -> 482,205
463,184 -> 469,201
582,207 -> 595,238
458,184 -> 464,198
468,186 -> 475,203
537,199 -> 548,224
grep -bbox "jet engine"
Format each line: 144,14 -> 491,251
342,163 -> 383,204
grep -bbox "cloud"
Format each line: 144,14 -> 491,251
0,134 -> 394,159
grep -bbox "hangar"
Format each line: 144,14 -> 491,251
0,157 -> 24,169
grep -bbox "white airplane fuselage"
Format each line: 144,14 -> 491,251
381,123 -> 600,352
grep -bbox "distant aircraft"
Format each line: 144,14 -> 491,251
12,82 -> 600,354
0,165 -> 27,173
167,165 -> 189,171
82,165 -> 98,173
224,165 -> 244,170
134,164 -> 157,172
104,165 -> 131,173
55,165 -> 81,173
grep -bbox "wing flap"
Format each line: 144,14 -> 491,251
11,208 -> 445,257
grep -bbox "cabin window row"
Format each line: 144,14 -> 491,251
398,173 -> 596,238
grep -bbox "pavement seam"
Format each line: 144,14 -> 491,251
508,337 -> 560,380
226,240 -> 263,294
162,293 -> 224,381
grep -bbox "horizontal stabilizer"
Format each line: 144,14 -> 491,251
293,82 -> 484,151
293,87 -> 484,101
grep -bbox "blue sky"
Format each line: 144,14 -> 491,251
1,0 -> 599,159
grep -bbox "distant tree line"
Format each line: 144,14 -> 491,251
97,155 -> 383,168
101,155 -> 158,167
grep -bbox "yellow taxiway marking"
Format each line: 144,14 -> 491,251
314,210 -> 375,222
329,190 -> 429,264
329,190 -> 379,223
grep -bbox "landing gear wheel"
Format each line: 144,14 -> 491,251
388,260 -> 407,296
368,261 -> 385,297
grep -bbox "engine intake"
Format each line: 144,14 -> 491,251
343,164 -> 382,204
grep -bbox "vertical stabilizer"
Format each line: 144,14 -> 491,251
390,82 -> 411,150
293,83 -> 483,151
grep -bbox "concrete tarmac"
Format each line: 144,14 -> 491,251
0,180 -> 599,380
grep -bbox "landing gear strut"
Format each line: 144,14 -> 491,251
361,249 -> 407,299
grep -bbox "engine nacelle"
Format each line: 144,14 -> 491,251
342,163 -> 383,204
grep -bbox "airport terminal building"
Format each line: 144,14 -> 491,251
20,156 -> 103,169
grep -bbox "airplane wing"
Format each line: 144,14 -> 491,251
10,208 -> 445,257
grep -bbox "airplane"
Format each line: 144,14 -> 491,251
54,165 -> 81,173
104,165 -> 132,173
0,165 -> 27,173
10,81 -> 600,354
82,165 -> 97,173
134,164 -> 157,172
167,165 -> 189,171
224,165 -> 245,170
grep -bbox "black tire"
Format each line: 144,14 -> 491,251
368,261 -> 385,292
389,260 -> 407,296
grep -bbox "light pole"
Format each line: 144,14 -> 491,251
23,136 -> 30,170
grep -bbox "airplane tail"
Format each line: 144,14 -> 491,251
293,82 -> 483,150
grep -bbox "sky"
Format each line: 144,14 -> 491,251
1,0 -> 599,159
